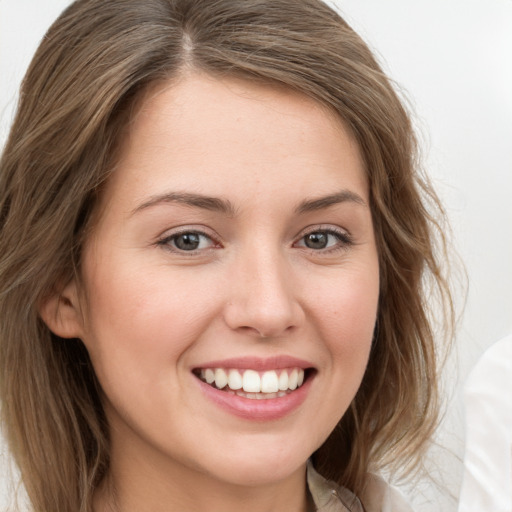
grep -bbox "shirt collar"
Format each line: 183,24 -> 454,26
307,460 -> 364,512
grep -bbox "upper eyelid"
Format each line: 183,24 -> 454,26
294,224 -> 352,239
157,225 -> 219,241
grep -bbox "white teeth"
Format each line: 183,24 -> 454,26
227,369 -> 243,390
261,370 -> 279,393
214,368 -> 228,389
242,370 -> 261,392
204,368 -> 215,384
278,370 -> 289,391
198,367 -> 308,394
288,369 -> 298,390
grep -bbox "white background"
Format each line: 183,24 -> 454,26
1,0 -> 511,510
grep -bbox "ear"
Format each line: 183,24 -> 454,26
39,279 -> 85,339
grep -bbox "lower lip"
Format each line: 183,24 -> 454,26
196,375 -> 313,421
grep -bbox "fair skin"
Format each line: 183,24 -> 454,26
42,73 -> 379,512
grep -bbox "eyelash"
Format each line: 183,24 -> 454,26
156,227 -> 354,255
157,229 -> 220,254
293,227 -> 354,254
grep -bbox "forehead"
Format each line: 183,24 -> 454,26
101,73 -> 368,213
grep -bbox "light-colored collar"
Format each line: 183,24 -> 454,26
307,461 -> 364,512
307,461 -> 414,512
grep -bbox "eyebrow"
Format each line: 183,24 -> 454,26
131,189 -> 366,217
131,192 -> 237,216
295,190 -> 367,213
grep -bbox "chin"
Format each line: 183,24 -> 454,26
194,437 -> 312,487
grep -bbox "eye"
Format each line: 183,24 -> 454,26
303,232 -> 332,250
159,231 -> 216,252
295,228 -> 353,252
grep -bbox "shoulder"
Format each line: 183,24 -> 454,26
307,462 -> 414,512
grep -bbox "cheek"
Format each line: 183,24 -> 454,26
79,260 -> 220,383
312,264 -> 379,375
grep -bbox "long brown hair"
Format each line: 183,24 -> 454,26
0,0 -> 453,510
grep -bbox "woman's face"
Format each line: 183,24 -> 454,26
73,74 -> 379,489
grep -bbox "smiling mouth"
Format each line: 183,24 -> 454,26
193,367 -> 313,400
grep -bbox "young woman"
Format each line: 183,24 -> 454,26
0,1 -> 453,511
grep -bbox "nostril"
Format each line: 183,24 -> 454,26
240,326 -> 265,337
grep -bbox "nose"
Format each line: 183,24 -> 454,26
223,246 -> 304,338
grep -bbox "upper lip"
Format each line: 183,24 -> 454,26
193,355 -> 314,371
